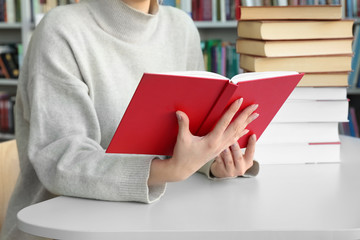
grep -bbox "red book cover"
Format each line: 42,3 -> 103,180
106,71 -> 304,155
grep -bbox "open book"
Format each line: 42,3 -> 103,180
106,71 -> 304,155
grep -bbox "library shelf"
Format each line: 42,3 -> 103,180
0,133 -> 15,141
195,21 -> 237,29
0,23 -> 22,29
347,88 -> 360,95
0,79 -> 18,86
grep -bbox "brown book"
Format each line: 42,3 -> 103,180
243,71 -> 349,87
240,54 -> 352,73
237,20 -> 354,40
236,38 -> 353,57
237,5 -> 342,20
297,72 -> 349,87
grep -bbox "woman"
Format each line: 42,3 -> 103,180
0,0 -> 259,239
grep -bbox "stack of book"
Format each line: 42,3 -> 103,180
236,5 -> 353,164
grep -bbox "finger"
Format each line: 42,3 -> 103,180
244,134 -> 256,162
211,156 -> 227,177
230,143 -> 245,171
230,142 -> 242,162
211,98 -> 243,137
244,112 -> 260,126
221,148 -> 234,171
239,129 -> 250,138
176,111 -> 191,139
224,104 -> 258,140
232,104 -> 259,127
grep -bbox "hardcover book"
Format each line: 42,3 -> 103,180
106,71 -> 303,155
237,20 -> 354,40
236,5 -> 342,20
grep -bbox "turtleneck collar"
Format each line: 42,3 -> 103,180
84,0 -> 160,42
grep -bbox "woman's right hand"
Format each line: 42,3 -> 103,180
148,98 -> 259,186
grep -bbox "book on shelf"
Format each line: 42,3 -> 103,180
236,5 -> 342,20
0,92 -> 15,134
240,54 -> 353,72
191,0 -> 212,21
237,20 -> 354,40
349,107 -> 360,137
236,38 -> 353,57
344,0 -> 360,18
0,0 -> 21,22
106,71 -> 303,155
0,45 -> 19,80
340,106 -> 360,137
348,24 -> 360,88
162,0 -> 237,22
202,40 -> 239,78
0,53 -> 19,79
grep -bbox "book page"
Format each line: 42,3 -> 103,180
158,71 -> 229,80
231,71 -> 299,84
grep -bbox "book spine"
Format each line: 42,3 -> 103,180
350,107 -> 359,137
162,0 -> 176,7
181,0 -> 192,17
196,82 -> 238,136
349,25 -> 360,87
192,0 -> 199,20
0,0 -> 5,21
0,56 -> 10,78
219,0 -> 226,22
346,0 -> 353,17
0,53 -> 19,79
5,0 -> 15,22
203,0 -> 213,21
235,0 -> 241,20
352,0 -> 357,17
212,0 -> 217,21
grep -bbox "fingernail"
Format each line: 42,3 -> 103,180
244,129 -> 250,134
238,98 -> 243,105
231,143 -> 238,148
252,104 -> 259,110
253,113 -> 260,119
176,112 -> 181,121
251,134 -> 257,141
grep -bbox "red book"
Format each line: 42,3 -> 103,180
106,71 -> 304,155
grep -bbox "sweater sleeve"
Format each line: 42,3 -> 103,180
16,11 -> 165,204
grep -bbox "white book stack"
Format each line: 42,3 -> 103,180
255,87 -> 348,164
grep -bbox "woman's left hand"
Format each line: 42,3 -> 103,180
210,134 -> 256,178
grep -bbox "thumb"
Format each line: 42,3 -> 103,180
176,111 -> 191,138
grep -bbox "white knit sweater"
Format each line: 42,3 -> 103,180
1,1 -> 205,239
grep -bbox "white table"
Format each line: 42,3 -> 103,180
17,136 -> 360,240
